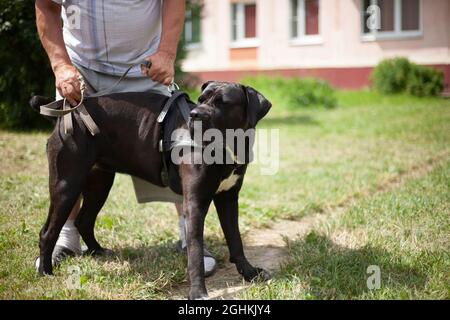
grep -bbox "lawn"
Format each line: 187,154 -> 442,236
0,90 -> 449,299
239,161 -> 450,299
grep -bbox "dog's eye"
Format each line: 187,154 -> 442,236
198,94 -> 208,103
198,91 -> 213,103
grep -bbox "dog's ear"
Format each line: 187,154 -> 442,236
201,81 -> 214,92
243,86 -> 272,128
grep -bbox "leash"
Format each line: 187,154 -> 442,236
40,63 -> 140,135
39,61 -> 179,136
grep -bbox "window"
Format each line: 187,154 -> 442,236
184,5 -> 201,46
362,0 -> 421,40
291,0 -> 321,44
231,2 -> 258,47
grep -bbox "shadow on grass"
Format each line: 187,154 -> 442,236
87,236 -> 228,296
275,232 -> 427,299
81,231 -> 426,299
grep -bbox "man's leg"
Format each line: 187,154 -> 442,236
175,203 -> 217,277
53,198 -> 82,256
35,197 -> 82,270
56,197 -> 82,252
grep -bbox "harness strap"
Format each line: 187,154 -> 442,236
159,139 -> 170,187
177,94 -> 191,124
157,90 -> 193,187
157,91 -> 188,123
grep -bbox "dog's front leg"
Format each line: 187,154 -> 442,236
184,196 -> 211,300
214,190 -> 271,282
180,162 -> 218,300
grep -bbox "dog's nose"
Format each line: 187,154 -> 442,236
190,109 -> 200,119
190,109 -> 208,120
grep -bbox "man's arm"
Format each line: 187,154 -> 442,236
35,0 -> 81,105
142,0 -> 185,85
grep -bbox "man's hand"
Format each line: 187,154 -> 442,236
141,50 -> 175,85
55,64 -> 82,106
141,0 -> 184,86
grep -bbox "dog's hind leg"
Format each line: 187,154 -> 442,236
75,167 -> 115,255
214,190 -> 271,282
38,161 -> 90,276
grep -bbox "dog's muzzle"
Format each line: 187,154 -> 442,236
189,107 -> 211,121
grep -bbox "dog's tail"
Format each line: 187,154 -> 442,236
29,95 -> 52,112
29,95 -> 57,124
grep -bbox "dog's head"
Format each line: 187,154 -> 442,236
190,81 -> 272,131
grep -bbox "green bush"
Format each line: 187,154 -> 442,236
406,64 -> 444,97
370,57 -> 411,94
0,0 -> 54,129
0,0 -> 194,130
241,76 -> 337,110
371,57 -> 443,96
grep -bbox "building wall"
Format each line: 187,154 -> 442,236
183,0 -> 450,89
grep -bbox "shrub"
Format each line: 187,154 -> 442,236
370,57 -> 411,94
406,64 -> 444,97
0,0 -> 54,129
0,0 -> 195,130
371,57 -> 444,96
241,76 -> 337,110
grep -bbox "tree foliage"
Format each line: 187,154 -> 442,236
0,0 -> 193,129
0,0 -> 53,129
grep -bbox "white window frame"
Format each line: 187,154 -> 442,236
184,7 -> 202,50
361,0 -> 422,41
290,0 -> 323,46
230,2 -> 259,48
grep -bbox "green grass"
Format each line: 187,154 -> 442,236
243,90 -> 449,225
239,161 -> 450,299
0,90 -> 449,299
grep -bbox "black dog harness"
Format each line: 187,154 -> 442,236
157,90 -> 195,186
37,60 -> 194,187
39,88 -> 195,188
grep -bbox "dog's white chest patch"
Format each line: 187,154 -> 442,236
216,171 -> 241,194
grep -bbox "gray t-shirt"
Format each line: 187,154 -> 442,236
52,0 -> 162,77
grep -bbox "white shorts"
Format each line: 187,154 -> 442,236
56,62 -> 182,204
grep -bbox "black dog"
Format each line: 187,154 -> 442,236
30,81 -> 271,299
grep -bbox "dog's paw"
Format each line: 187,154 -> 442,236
36,268 -> 54,277
243,267 -> 271,283
35,257 -> 54,276
188,288 -> 209,300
